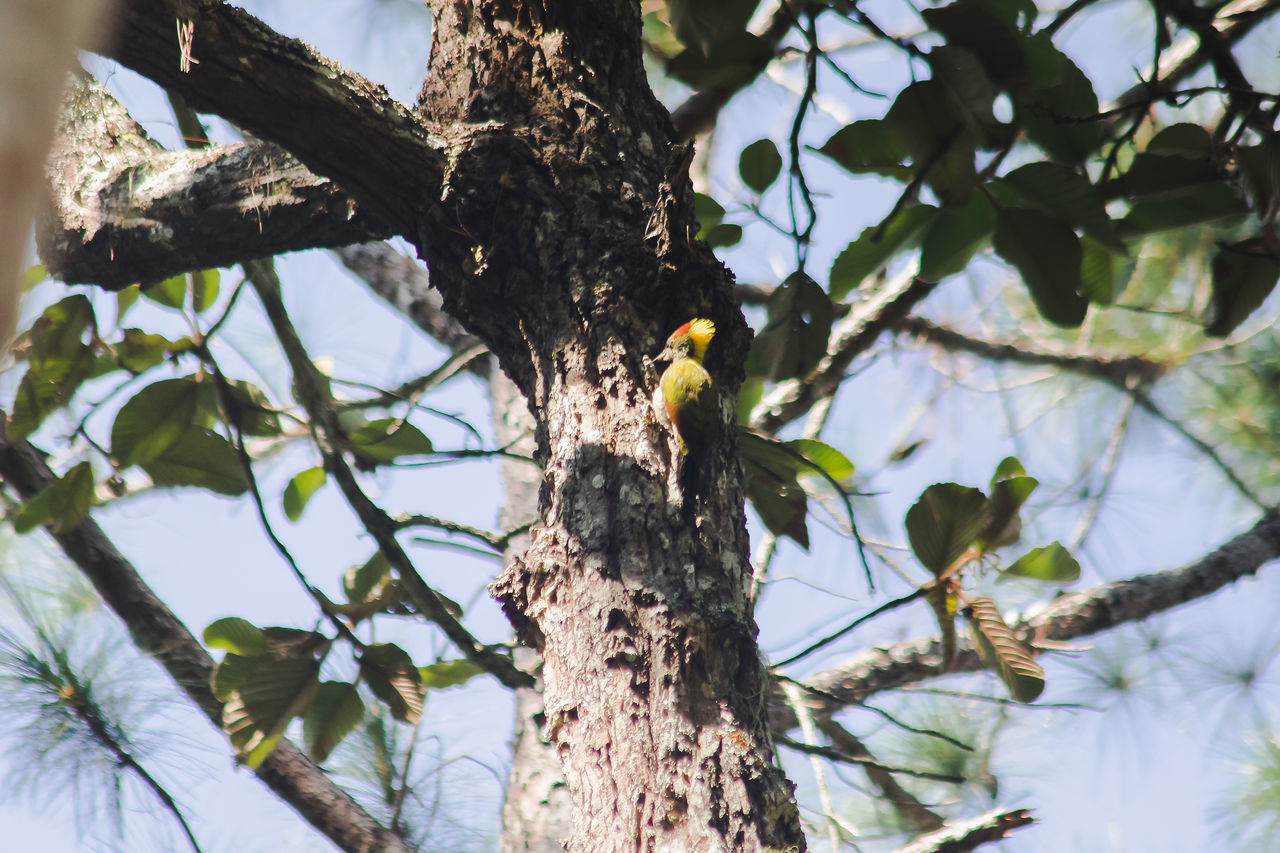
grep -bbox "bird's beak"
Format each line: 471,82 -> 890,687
656,343 -> 675,364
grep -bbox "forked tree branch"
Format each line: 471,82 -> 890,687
0,434 -> 409,853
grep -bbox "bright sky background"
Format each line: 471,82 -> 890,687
4,1 -> 1280,850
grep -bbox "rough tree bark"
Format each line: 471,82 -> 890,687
87,1 -> 805,850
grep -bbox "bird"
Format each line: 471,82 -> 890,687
656,318 -> 717,505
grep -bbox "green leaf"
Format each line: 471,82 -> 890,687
1119,183 -> 1248,236
283,466 -> 327,522
885,80 -> 978,205
1001,161 -> 1122,251
736,377 -> 764,423
348,417 -> 434,463
9,295 -> 97,439
302,681 -> 365,763
1206,238 -> 1280,338
111,377 -> 202,466
116,284 -> 141,321
927,45 -> 1015,150
790,438 -> 854,481
12,461 -> 95,535
739,431 -> 809,549
667,31 -> 772,89
141,427 -> 251,496
921,0 -> 1028,88
1079,236 -> 1117,304
816,120 -> 912,180
704,223 -> 743,248
192,269 -> 220,312
1122,153 -> 1222,200
144,273 -> 188,309
212,653 -> 252,702
966,597 -> 1045,702
905,483 -> 992,575
1002,542 -> 1080,582
919,191 -> 996,281
231,656 -> 321,768
345,550 -> 392,603
694,193 -> 725,232
668,0 -> 760,54
198,378 -> 281,437
419,659 -> 486,690
19,264 -> 46,291
739,138 -> 782,193
829,204 -> 938,299
978,457 -> 1038,550
360,643 -> 425,723
750,272 -> 834,381
993,208 -> 1088,327
1021,44 -> 1100,164
116,329 -> 193,372
203,617 -> 268,657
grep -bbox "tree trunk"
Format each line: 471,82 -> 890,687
415,2 -> 803,850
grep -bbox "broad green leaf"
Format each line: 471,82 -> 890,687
704,223 -> 743,248
1002,542 -> 1080,582
144,273 -> 188,309
283,466 -> 327,522
419,659 -> 486,689
116,284 -> 141,321
739,138 -> 782,193
966,597 -> 1045,702
928,45 -> 1015,150
19,264 -> 46,291
1001,161 -> 1122,251
117,329 -> 192,372
1206,238 -> 1280,338
905,483 -> 991,575
1122,153 -> 1222,200
885,81 -> 978,205
1021,45 -> 1100,164
790,438 -> 854,481
192,269 -> 220,312
919,191 -> 995,281
816,120 -> 912,180
668,0 -> 760,54
212,653 -> 252,701
302,681 -> 365,763
238,656 -> 321,727
736,377 -> 764,424
198,378 -> 281,437
740,431 -> 809,549
993,208 -> 1088,327
111,377 -> 201,466
921,0 -> 1028,88
694,193 -> 725,232
1119,183 -> 1248,236
203,617 -> 268,657
360,643 -> 425,723
751,272 -> 833,381
829,204 -> 938,299
1146,123 -> 1213,156
141,427 -> 250,496
345,550 -> 392,603
12,461 -> 95,534
348,418 -> 434,463
978,460 -> 1038,551
9,295 -> 97,438
667,31 -> 772,89
1079,236 -> 1117,304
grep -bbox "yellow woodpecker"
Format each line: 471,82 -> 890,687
657,318 -> 716,501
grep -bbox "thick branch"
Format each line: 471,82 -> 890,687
40,77 -> 391,288
104,0 -> 444,230
896,315 -> 1170,386
0,435 -> 408,853
771,508 -> 1280,730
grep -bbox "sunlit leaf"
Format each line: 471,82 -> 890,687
283,466 -> 327,522
111,377 -> 202,466
141,427 -> 250,496
419,659 -> 486,690
1002,542 -> 1080,582
203,617 -> 268,657
12,461 -> 95,534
